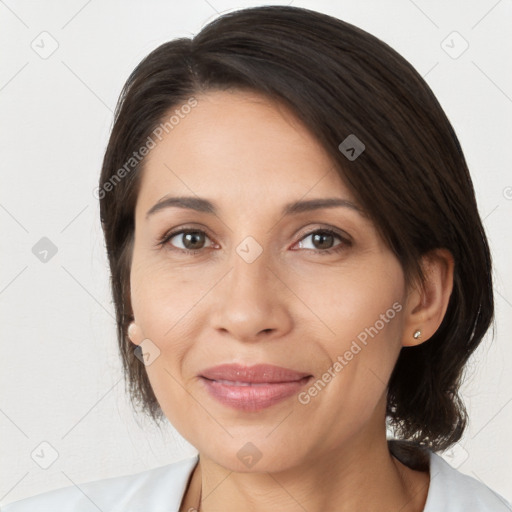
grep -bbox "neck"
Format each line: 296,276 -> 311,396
181,436 -> 429,512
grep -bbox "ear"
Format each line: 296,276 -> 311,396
401,248 -> 454,347
127,321 -> 144,346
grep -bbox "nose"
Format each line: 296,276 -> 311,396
209,244 -> 293,343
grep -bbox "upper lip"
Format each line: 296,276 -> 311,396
200,364 -> 311,383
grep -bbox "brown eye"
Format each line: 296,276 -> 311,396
162,229 -> 214,253
179,231 -> 206,250
294,228 -> 350,255
311,232 -> 336,250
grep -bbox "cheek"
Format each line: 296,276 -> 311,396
130,249 -> 213,339
129,261 -> 198,430
129,254 -> 216,414
293,261 -> 405,414
291,257 -> 404,343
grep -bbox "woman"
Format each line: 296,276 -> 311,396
4,5 -> 511,511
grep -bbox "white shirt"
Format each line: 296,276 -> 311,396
3,451 -> 511,511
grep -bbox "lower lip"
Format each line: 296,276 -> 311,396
200,376 -> 312,412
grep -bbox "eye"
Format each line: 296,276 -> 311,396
158,228 -> 215,254
293,228 -> 350,255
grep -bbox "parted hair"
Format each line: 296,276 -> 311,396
99,5 -> 494,453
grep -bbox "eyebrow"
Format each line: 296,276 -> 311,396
145,195 -> 366,219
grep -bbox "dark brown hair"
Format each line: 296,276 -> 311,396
99,5 -> 494,452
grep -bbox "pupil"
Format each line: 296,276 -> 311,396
314,233 -> 333,249
184,232 -> 203,249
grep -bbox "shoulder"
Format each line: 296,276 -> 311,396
424,451 -> 512,511
1,455 -> 199,512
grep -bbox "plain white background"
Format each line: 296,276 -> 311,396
1,0 -> 511,506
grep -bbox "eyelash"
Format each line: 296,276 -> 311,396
156,227 -> 351,256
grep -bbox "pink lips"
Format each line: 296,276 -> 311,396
200,363 -> 312,412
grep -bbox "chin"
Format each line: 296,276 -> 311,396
200,438 -> 308,474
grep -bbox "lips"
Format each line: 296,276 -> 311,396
199,364 -> 312,412
200,363 -> 311,383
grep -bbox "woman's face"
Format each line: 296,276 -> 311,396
130,89 -> 409,472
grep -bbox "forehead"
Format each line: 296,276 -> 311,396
136,89 -> 353,212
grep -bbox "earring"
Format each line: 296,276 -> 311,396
127,322 -> 137,341
413,330 -> 422,340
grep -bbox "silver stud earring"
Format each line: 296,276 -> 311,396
413,330 -> 422,340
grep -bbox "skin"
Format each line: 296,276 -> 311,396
127,89 -> 454,511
